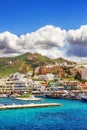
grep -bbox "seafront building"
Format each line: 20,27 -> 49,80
0,65 -> 87,96
14,81 -> 26,92
81,69 -> 87,80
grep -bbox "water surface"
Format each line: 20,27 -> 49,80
0,98 -> 87,130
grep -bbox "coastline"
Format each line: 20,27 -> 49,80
15,97 -> 42,101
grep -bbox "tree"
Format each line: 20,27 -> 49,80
74,71 -> 81,80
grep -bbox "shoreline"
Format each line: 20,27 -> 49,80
0,96 -> 81,101
15,97 -> 43,101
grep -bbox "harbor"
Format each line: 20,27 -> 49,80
0,98 -> 87,130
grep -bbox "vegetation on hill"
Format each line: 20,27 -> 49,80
0,52 -> 76,76
54,57 -> 76,65
0,54 -> 33,76
17,52 -> 53,68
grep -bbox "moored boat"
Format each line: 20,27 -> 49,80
15,95 -> 42,101
80,95 -> 87,102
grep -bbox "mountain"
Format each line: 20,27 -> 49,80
17,52 -> 53,68
0,53 -> 53,76
0,56 -> 32,76
54,57 -> 76,64
0,53 -> 76,76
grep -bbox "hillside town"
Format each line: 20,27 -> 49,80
0,61 -> 87,99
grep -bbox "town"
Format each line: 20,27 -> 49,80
0,61 -> 87,100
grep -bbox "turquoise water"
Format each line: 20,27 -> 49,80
0,98 -> 87,130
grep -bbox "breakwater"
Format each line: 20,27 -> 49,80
0,103 -> 62,110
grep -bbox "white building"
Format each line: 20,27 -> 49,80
38,75 -> 46,80
10,72 -> 24,80
81,69 -> 87,80
27,71 -> 33,77
45,73 -> 55,81
14,81 -> 26,92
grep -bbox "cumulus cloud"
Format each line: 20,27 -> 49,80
0,25 -> 66,58
0,31 -> 22,55
19,25 -> 67,51
66,25 -> 87,57
37,47 -> 65,59
0,25 -> 87,62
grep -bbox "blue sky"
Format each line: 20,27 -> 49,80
0,0 -> 87,62
0,0 -> 87,34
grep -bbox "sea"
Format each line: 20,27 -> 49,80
0,97 -> 87,130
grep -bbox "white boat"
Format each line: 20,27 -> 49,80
15,95 -> 42,101
80,95 -> 87,102
28,95 -> 42,101
79,93 -> 87,102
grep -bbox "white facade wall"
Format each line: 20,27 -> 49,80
45,73 -> 54,81
81,69 -> 87,80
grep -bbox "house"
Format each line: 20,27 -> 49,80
0,78 -> 6,94
27,71 -> 33,77
4,81 -> 14,93
51,86 -> 64,91
61,80 -> 77,90
77,83 -> 87,90
35,65 -> 65,77
81,69 -> 87,80
45,73 -> 55,81
13,81 -> 26,92
10,72 -> 23,80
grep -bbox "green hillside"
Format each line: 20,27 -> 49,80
0,53 -> 52,76
17,52 -> 53,68
0,57 -> 32,76
54,57 -> 76,64
0,53 -> 75,76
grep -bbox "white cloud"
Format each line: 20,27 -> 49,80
37,47 -> 64,59
0,31 -> 22,54
0,25 -> 67,57
0,25 -> 87,62
66,25 -> 87,57
19,25 -> 67,51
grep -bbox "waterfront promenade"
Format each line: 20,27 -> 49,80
0,103 -> 62,110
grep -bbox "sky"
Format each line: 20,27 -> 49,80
0,0 -> 87,62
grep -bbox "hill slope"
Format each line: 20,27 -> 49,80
0,53 -> 75,76
54,57 -> 76,64
17,52 -> 53,68
0,53 -> 53,76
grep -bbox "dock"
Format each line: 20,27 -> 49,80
0,103 -> 62,110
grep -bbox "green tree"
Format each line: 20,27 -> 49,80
74,71 -> 81,80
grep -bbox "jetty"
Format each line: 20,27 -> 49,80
0,103 -> 62,110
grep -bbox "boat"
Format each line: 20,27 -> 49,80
80,95 -> 87,102
45,92 -> 52,98
28,95 -> 42,101
15,95 -> 42,101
